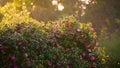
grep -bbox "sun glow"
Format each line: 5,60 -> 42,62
58,3 -> 64,11
81,0 -> 90,4
52,0 -> 58,6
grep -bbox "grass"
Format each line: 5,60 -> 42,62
99,33 -> 120,57
98,33 -> 120,67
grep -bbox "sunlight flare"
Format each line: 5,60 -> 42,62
52,0 -> 58,5
58,3 -> 64,11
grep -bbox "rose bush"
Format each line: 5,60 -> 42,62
44,16 -> 106,68
0,22 -> 47,67
0,2 -> 106,68
0,2 -> 47,67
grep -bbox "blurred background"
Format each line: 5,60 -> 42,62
0,0 -> 120,62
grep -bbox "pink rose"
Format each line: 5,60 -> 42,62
90,55 -> 95,61
82,52 -> 86,57
67,65 -> 70,68
48,61 -> 52,66
77,29 -> 81,32
53,29 -> 57,33
11,56 -> 16,61
56,63 -> 61,66
50,39 -> 54,43
18,41 -> 22,45
85,43 -> 90,48
57,35 -> 61,38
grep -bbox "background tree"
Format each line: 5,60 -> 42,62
82,0 -> 120,33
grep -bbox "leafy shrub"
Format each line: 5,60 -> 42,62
0,2 -> 46,67
0,2 -> 106,68
0,22 -> 47,67
43,16 -> 106,68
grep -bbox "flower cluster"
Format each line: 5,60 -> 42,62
44,16 -> 104,68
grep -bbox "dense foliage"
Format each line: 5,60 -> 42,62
44,16 -> 106,68
0,15 -> 106,68
0,2 -> 107,68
